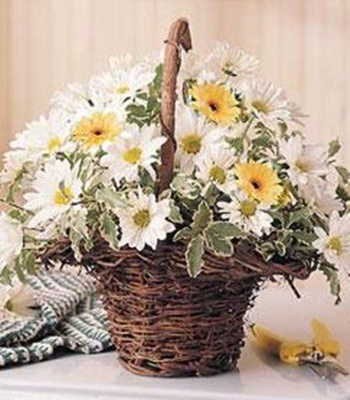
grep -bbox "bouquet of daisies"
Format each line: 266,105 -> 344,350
1,33 -> 349,304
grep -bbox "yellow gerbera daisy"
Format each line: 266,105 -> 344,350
235,161 -> 282,205
190,83 -> 240,125
72,112 -> 122,149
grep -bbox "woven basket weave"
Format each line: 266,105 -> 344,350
43,18 -> 310,377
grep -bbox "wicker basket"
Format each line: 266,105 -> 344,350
43,18 -> 310,377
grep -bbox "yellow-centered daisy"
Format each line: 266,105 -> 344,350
72,112 -> 122,149
190,83 -> 240,125
235,161 -> 282,205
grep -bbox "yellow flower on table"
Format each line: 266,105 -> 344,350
72,112 -> 123,149
190,83 -> 240,126
235,161 -> 282,205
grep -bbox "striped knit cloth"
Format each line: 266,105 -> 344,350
0,270 -> 113,367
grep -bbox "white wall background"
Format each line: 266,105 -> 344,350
0,0 -> 349,161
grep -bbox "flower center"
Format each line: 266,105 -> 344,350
252,100 -> 270,115
250,179 -> 262,190
180,133 -> 202,155
208,100 -> 219,112
295,160 -> 310,172
123,147 -> 143,164
116,85 -> 129,95
240,200 -> 257,217
133,209 -> 151,228
54,186 -> 74,206
47,136 -> 62,153
327,236 -> 342,255
209,165 -> 226,184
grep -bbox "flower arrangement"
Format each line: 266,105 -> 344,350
0,17 -> 348,376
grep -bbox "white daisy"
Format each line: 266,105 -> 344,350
89,65 -> 154,105
247,79 -> 301,129
180,50 -> 216,83
209,43 -> 259,79
101,124 -> 166,184
175,104 -> 226,174
195,144 -> 236,193
313,211 -> 350,270
51,82 -> 93,119
24,159 -> 83,228
9,112 -> 70,163
0,283 -> 38,319
0,213 -> 23,272
300,176 -> 342,215
116,189 -> 175,251
0,150 -> 28,184
279,135 -> 328,187
218,192 -> 273,236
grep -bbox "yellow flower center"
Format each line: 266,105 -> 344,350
54,186 -> 74,206
72,112 -> 123,149
123,147 -> 143,164
209,165 -> 226,184
180,133 -> 202,155
295,160 -> 310,173
47,136 -> 62,153
327,236 -> 342,255
252,100 -> 270,115
116,85 -> 129,94
190,83 -> 240,125
133,209 -> 151,228
240,200 -> 257,217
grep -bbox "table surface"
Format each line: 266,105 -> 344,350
0,274 -> 349,400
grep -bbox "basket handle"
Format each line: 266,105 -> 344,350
158,18 -> 192,194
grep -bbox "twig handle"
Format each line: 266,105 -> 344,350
158,18 -> 192,193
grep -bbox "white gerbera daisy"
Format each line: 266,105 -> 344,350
9,112 -> 70,162
279,135 -> 328,187
0,283 -> 38,319
175,104 -> 226,174
218,192 -> 273,236
101,124 -> 166,184
195,144 -> 236,193
209,42 -> 259,79
313,211 -> 350,270
24,159 -> 83,228
247,79 -> 302,129
116,189 -> 175,251
0,213 -> 23,272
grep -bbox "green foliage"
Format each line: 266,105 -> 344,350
99,212 -> 119,250
328,139 -> 341,158
319,263 -> 341,304
186,235 -> 204,277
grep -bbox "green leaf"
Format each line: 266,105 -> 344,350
173,227 -> 194,242
99,187 -> 125,208
191,201 -> 213,234
336,165 -> 350,183
292,230 -> 317,245
328,139 -> 341,157
169,201 -> 183,224
206,221 -> 243,239
186,235 -> 205,278
204,230 -> 233,257
287,208 -> 309,228
275,241 -> 286,257
99,212 -> 119,250
319,263 -> 341,304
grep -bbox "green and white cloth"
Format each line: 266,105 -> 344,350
0,270 -> 113,367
